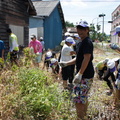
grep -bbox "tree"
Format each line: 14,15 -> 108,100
65,21 -> 74,27
90,23 -> 110,42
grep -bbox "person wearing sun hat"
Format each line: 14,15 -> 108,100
59,20 -> 94,119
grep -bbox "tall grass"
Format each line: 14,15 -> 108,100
0,66 -> 76,120
1,46 -> 120,120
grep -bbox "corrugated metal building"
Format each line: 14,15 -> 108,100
29,1 -> 66,50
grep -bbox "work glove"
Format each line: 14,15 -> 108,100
59,62 -> 68,67
73,73 -> 82,84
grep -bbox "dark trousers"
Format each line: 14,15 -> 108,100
98,66 -> 107,78
62,65 -> 74,83
103,69 -> 116,90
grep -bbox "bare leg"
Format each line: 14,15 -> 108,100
75,102 -> 87,120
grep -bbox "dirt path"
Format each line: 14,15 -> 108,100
41,47 -> 120,119
88,47 -> 120,120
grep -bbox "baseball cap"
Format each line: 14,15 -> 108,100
30,35 -> 35,39
107,60 -> 116,72
76,21 -> 89,27
74,34 -> 79,38
50,58 -> 57,66
45,51 -> 52,60
113,25 -> 120,35
65,37 -> 75,44
40,37 -> 43,40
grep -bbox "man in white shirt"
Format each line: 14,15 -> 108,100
60,37 -> 76,89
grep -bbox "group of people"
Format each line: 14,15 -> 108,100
1,23 -> 120,120
95,58 -> 120,95
56,22 -> 120,119
0,28 -> 45,68
0,28 -> 20,67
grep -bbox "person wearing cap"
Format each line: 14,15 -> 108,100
40,37 -> 45,53
103,59 -> 116,96
58,32 -> 73,62
110,26 -> 120,53
72,34 -> 81,52
95,58 -> 109,80
42,49 -> 52,72
111,57 -> 120,109
39,37 -> 45,60
6,28 -> 19,66
50,58 -> 61,79
114,25 -> 120,37
59,20 -> 94,119
29,35 -> 43,67
60,36 -> 76,89
60,32 -> 71,47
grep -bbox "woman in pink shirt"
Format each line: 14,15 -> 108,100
29,35 -> 43,67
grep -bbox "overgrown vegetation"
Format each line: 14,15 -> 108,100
0,45 -> 120,120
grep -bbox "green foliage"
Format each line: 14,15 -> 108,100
17,68 -> 67,119
90,23 -> 110,42
65,21 -> 74,27
0,58 -> 4,69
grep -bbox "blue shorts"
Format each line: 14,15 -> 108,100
35,53 -> 42,63
73,78 -> 93,104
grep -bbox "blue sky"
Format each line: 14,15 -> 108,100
60,0 -> 120,34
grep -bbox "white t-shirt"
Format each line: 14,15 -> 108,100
60,44 -> 73,62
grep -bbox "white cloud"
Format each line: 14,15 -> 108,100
60,0 -> 119,34
60,0 -> 87,7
